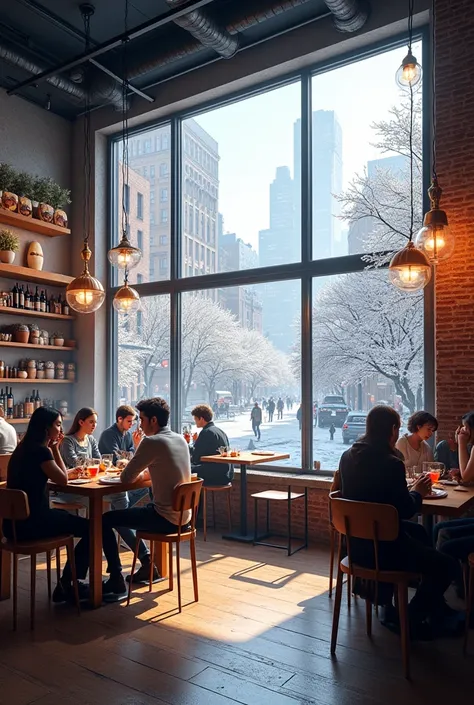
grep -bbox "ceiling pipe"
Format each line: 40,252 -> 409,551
322,0 -> 369,32
165,0 -> 239,57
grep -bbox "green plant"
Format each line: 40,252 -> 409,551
31,175 -> 54,204
28,323 -> 40,333
0,229 -> 20,252
48,182 -> 71,210
52,331 -> 64,339
0,163 -> 16,192
13,171 -> 35,198
13,324 -> 29,333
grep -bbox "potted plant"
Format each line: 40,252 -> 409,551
45,360 -> 55,379
13,171 -> 34,218
13,324 -> 30,344
0,229 -> 20,264
49,182 -> 71,228
29,324 -> 40,345
52,331 -> 64,347
0,163 -> 18,212
36,360 -> 45,379
32,175 -> 54,223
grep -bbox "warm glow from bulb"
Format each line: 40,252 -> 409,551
398,266 -> 421,284
117,251 -> 131,266
424,234 -> 446,252
75,290 -> 94,305
402,63 -> 417,82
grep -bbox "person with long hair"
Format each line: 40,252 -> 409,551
338,405 -> 459,638
60,407 -> 101,468
5,408 -> 90,602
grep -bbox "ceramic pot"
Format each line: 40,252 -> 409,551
66,371 -> 76,382
64,339 -> 76,348
2,191 -> 18,211
36,370 -> 45,379
30,335 -> 39,345
17,370 -> 27,379
54,338 -> 64,347
18,196 -> 32,218
14,331 -> 29,344
45,368 -> 55,380
26,242 -> 44,271
53,209 -> 68,228
27,369 -> 36,379
0,251 -> 15,264
55,369 -> 65,380
37,203 -> 54,223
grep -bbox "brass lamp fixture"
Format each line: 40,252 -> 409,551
415,0 -> 454,263
113,268 -> 140,315
396,0 -> 422,90
66,4 -> 105,315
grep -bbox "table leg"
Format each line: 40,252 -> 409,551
223,464 -> 254,543
422,513 -> 435,541
89,494 -> 103,608
0,549 -> 11,600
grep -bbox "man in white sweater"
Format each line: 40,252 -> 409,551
102,397 -> 191,599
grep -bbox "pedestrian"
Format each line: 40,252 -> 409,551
277,397 -> 284,420
250,402 -> 262,440
267,398 -> 275,423
296,403 -> 302,431
329,423 -> 336,441
286,396 -> 291,411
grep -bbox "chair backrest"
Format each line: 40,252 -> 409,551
329,491 -> 399,542
0,454 -> 11,481
0,488 -> 30,543
172,479 -> 203,533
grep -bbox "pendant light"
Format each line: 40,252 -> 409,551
396,0 -> 422,90
66,4 -> 105,314
415,0 -> 454,263
113,268 -> 140,314
389,80 -> 431,292
108,0 -> 142,272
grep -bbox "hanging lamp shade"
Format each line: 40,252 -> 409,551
108,232 -> 142,270
113,280 -> 140,314
388,241 -> 432,292
66,244 -> 106,314
396,49 -> 422,90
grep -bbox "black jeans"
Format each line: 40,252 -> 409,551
102,504 -> 182,575
4,509 -> 90,583
434,518 -> 474,562
252,421 -> 261,440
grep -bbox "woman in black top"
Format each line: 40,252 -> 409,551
5,407 -> 90,602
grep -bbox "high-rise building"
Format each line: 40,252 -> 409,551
128,118 -> 219,281
218,231 -> 262,332
259,166 -> 299,352
116,166 -> 150,286
294,110 -> 343,260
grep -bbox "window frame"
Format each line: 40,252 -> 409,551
108,28 -> 431,475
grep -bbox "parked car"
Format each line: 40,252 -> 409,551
318,395 -> 350,428
342,411 -> 368,444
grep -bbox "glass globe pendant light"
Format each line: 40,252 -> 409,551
395,0 -> 422,90
113,268 -> 140,315
67,4 -> 105,315
389,241 -> 431,293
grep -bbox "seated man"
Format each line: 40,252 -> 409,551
98,404 -> 151,583
191,404 -> 233,486
102,397 -> 192,599
339,405 -> 459,637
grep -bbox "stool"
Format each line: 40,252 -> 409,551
251,486 -> 308,556
202,484 -> 232,541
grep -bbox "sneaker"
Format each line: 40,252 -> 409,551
126,563 -> 163,585
52,579 -> 89,604
102,573 -> 127,601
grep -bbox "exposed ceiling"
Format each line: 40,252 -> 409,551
0,0 -> 370,120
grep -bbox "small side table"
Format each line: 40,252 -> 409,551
251,486 -> 308,556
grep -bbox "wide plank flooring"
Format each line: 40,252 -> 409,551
0,535 -> 473,704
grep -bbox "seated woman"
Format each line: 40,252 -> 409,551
395,410 -> 437,473
4,407 -> 90,602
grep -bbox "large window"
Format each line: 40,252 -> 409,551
110,39 -> 427,473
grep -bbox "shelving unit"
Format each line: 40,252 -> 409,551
0,306 -> 74,321
0,341 -> 76,351
0,263 -> 72,286
0,379 -> 73,384
0,209 -> 70,237
9,415 -> 71,425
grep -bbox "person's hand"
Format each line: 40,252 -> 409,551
132,428 -> 143,448
49,431 -> 64,450
192,432 -> 198,443
411,474 -> 431,498
458,426 -> 470,445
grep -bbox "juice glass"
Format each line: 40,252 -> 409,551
86,459 -> 100,479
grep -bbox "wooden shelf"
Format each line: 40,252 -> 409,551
9,415 -> 72,425
0,306 -> 74,320
0,379 -> 73,384
0,263 -> 72,286
0,341 -> 76,351
0,209 -> 70,237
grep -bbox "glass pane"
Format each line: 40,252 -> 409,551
113,124 -> 172,285
181,82 -> 301,278
311,41 -> 422,261
116,295 -> 170,405
181,283 -> 300,468
312,271 -> 424,471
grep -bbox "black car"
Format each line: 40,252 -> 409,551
318,395 -> 350,428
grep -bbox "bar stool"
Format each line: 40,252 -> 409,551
202,483 -> 232,541
251,485 -> 308,556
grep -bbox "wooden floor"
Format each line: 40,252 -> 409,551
0,535 -> 473,705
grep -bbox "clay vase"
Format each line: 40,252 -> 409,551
2,192 -> 18,212
26,241 -> 44,271
37,203 -> 54,223
18,196 -> 32,218
53,209 -> 68,228
0,251 -> 15,264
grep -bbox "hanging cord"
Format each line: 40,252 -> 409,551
408,0 -> 414,51
409,79 -> 414,242
121,0 -> 130,240
431,0 -> 437,180
82,8 -> 92,248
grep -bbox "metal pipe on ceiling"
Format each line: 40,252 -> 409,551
165,0 -> 239,58
322,0 -> 368,32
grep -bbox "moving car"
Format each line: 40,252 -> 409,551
318,395 -> 350,428
342,411 -> 368,444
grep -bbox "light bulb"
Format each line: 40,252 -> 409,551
396,50 -> 422,90
75,290 -> 94,306
108,239 -> 142,270
113,283 -> 140,315
388,241 -> 432,293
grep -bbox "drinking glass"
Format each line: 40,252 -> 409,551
423,461 -> 444,485
86,458 -> 100,479
100,454 -> 113,472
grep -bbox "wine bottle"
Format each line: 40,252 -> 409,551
19,285 -> 25,309
7,387 -> 14,419
12,283 -> 19,309
0,388 -> 4,413
40,290 -> 46,313
34,389 -> 41,410
34,286 -> 41,312
62,297 -> 69,316
25,286 -> 30,310
49,294 -> 55,314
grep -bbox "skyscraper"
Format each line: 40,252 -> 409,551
259,166 -> 299,352
218,231 -> 262,332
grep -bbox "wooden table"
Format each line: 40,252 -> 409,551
200,452 -> 290,543
46,476 -> 166,609
421,484 -> 474,534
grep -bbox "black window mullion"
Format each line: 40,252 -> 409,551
169,117 -> 182,430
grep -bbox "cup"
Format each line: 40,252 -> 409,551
423,461 -> 444,485
86,458 -> 100,479
100,454 -> 113,472
218,446 -> 227,456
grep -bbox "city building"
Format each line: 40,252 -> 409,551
218,231 -> 262,331
116,165 -> 150,286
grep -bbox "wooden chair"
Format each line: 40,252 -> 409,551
0,454 -> 11,482
0,487 -> 80,630
127,479 -> 203,613
202,483 -> 232,541
329,492 -> 420,679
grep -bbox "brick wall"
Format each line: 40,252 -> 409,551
435,0 -> 474,439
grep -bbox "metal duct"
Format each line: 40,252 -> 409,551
225,0 -> 315,34
165,0 -> 239,58
322,0 -> 368,32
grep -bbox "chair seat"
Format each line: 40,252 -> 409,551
136,529 -> 195,543
251,490 -> 305,501
340,556 -> 420,584
1,533 -> 73,555
203,484 -> 232,492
